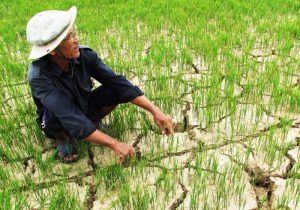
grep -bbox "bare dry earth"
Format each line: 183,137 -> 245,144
3,75 -> 299,209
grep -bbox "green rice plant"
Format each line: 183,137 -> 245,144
98,164 -> 127,191
117,178 -> 131,209
47,183 -> 81,210
1,189 -> 28,210
131,186 -> 150,210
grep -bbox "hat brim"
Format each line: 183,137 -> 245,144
28,6 -> 77,60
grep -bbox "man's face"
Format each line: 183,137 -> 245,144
55,27 -> 80,59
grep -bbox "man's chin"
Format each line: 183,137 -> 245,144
73,52 -> 80,59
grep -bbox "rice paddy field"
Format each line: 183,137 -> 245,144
1,0 -> 300,209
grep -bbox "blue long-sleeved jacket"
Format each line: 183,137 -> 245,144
28,46 -> 143,139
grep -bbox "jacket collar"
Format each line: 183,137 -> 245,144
41,55 -> 81,76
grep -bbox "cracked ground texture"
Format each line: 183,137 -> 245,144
2,60 -> 299,209
1,10 -> 300,210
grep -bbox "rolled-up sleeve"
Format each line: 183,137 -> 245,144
88,50 -> 144,103
29,75 -> 96,139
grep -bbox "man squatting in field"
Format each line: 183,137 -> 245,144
26,6 -> 174,163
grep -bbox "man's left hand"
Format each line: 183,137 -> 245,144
130,95 -> 174,135
153,110 -> 174,135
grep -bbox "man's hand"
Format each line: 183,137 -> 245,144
110,141 -> 135,163
153,109 -> 174,135
131,95 -> 174,135
85,130 -> 135,163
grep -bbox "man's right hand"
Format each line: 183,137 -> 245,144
85,129 -> 135,163
110,141 -> 135,163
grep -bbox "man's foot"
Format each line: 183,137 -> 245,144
56,144 -> 79,164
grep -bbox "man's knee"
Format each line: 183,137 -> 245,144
90,105 -> 118,126
99,105 -> 118,118
41,108 -> 72,141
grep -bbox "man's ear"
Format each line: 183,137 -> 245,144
49,50 -> 56,56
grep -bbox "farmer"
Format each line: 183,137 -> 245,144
26,6 -> 173,163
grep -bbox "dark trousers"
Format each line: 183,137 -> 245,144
41,86 -> 119,140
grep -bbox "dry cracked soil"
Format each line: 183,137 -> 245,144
2,46 -> 300,210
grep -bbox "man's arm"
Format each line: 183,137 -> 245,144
88,49 -> 144,103
131,95 -> 174,135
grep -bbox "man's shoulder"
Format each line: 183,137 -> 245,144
79,45 -> 99,62
79,45 -> 92,50
79,45 -> 95,54
28,57 -> 50,81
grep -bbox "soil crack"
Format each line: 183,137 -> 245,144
132,133 -> 144,160
149,148 -> 194,162
192,63 -> 200,74
223,153 -> 274,209
182,101 -> 191,132
85,144 -> 98,210
87,146 -> 97,171
14,170 -> 94,193
282,150 -> 296,179
169,181 -> 188,210
85,184 -> 97,210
